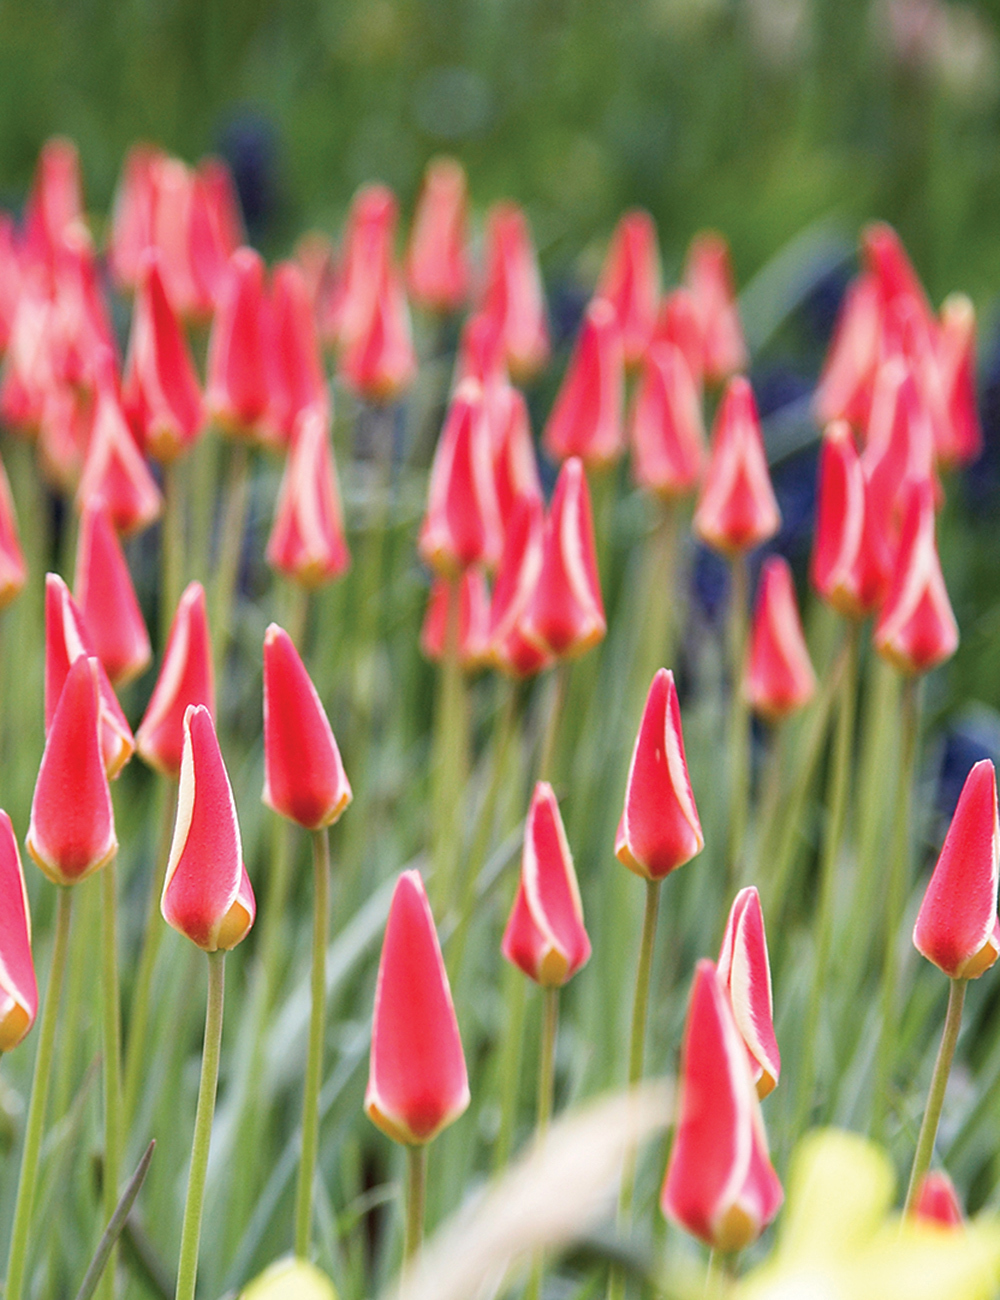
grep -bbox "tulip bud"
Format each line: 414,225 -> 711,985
653,287 -> 705,389
266,406 -> 350,588
263,624 -> 352,831
0,812 -> 37,1050
338,258 -> 417,404
0,451 -> 26,608
0,215 -> 21,356
542,298 -> 625,468
521,458 -> 605,660
873,479 -> 958,676
862,221 -> 932,319
188,157 -> 244,315
936,294 -> 982,469
491,385 -> 542,529
77,364 -> 163,536
481,202 -> 550,381
813,273 -> 882,431
206,248 -> 270,437
420,570 -> 491,670
262,262 -> 328,449
147,156 -> 201,319
911,1172 -> 964,1228
23,138 -> 83,273
489,494 -> 551,679
334,184 -> 398,351
28,656 -> 118,886
38,376 -> 94,493
661,960 -> 783,1251
501,782 -> 591,986
45,573 -> 135,779
862,357 -> 937,554
717,887 -> 780,1098
107,143 -> 160,293
683,232 -> 748,385
74,501 -> 152,686
49,226 -> 116,392
616,668 -> 704,880
136,581 -> 215,778
596,210 -> 661,367
365,869 -> 470,1145
912,760 -> 1000,981
693,377 -> 780,556
406,157 -> 471,314
629,341 -> 705,499
121,253 -> 204,462
744,557 -> 816,722
162,705 -> 255,951
0,280 -> 56,435
419,380 -> 503,577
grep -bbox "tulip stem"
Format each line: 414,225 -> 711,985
100,858 -> 124,1300
494,967 -> 528,1171
873,673 -> 921,1140
212,439 -> 251,667
403,1143 -> 427,1264
161,458 -> 186,652
726,553 -> 750,885
175,949 -> 226,1300
6,887 -> 74,1300
526,987 -> 560,1300
538,662 -> 570,786
903,977 -> 967,1215
294,827 -> 331,1259
431,577 -> 467,912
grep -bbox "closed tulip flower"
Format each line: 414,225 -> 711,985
543,297 -> 625,468
0,812 -> 38,1051
266,405 -> 350,588
488,494 -> 551,679
596,210 -> 661,368
76,361 -> 163,536
653,287 -> 706,389
491,385 -> 542,529
73,501 -> 151,687
480,202 -> 550,381
813,273 -> 882,431
338,260 -> 417,403
683,232 -> 748,384
420,569 -> 491,670
937,294 -> 982,470
744,557 -> 816,723
693,377 -> 780,556
717,887 -> 780,1098
912,1173 -> 964,1228
136,582 -> 215,778
262,262 -> 328,449
205,247 -> 270,438
629,340 -> 705,499
405,156 -> 470,314
862,357 -> 937,554
0,451 -> 26,609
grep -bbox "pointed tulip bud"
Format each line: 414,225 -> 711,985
521,458 -> 605,660
813,273 -> 882,431
717,887 -> 780,1098
811,420 -> 891,620
542,298 -> 625,468
206,247 -> 270,437
263,262 -> 328,448
630,341 -> 706,499
501,782 -> 591,987
136,581 -> 215,778
661,960 -> 783,1251
24,138 -> 83,272
77,365 -> 163,536
419,380 -> 502,577
489,494 -> 551,679
683,233 -> 748,385
266,406 -> 350,588
936,294 -> 982,469
653,287 -> 705,389
420,570 -> 491,670
263,624 -> 352,831
28,656 -> 117,886
596,210 -> 661,368
146,155 -> 201,319
121,253 -> 204,462
405,156 -> 470,314
693,377 -> 780,556
911,1172 -> 964,1228
481,202 -> 550,382
74,501 -> 151,686
338,258 -> 417,404
188,157 -> 244,314
0,452 -> 26,608
0,281 -> 56,435
334,185 -> 398,351
0,215 -> 22,356
913,760 -> 1000,980
107,143 -> 161,293
873,479 -> 958,675
744,557 -> 816,722
491,385 -> 542,529
45,573 -> 135,779
365,869 -> 469,1145
863,221 -> 932,320
616,668 -> 703,880
161,705 -> 255,951
862,357 -> 937,554
0,812 -> 37,1050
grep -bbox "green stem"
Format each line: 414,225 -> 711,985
873,674 -> 921,1140
526,987 -> 560,1300
635,504 -> 679,703
100,859 -> 123,1300
174,950 -> 226,1300
6,888 -> 74,1300
161,459 -> 186,652
794,622 -> 859,1132
294,828 -> 331,1259
750,722 -> 786,887
431,578 -> 467,912
727,554 -> 750,885
538,662 -> 570,787
493,967 -> 528,1171
403,1144 -> 427,1265
903,978 -> 967,1215
212,440 -> 251,667
74,1141 -> 156,1300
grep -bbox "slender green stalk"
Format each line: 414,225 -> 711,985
74,1141 -> 156,1300
174,950 -> 226,1300
525,987 -> 561,1300
431,578 -> 467,912
794,622 -> 859,1132
634,504 -> 679,703
161,459 -> 186,650
493,967 -> 528,1171
873,674 -> 921,1140
403,1143 -> 428,1265
189,433 -> 219,590
903,978 -> 967,1215
100,859 -> 124,1300
538,662 -> 570,787
294,828 -> 331,1258
52,877 -> 98,1124
212,439 -> 251,666
750,722 -> 786,887
726,554 -> 750,884
6,888 -> 74,1300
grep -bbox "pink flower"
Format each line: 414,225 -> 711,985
488,494 -> 551,679
480,202 -> 550,381
717,887 -> 780,1098
936,294 -> 982,469
683,233 -> 748,385
262,261 -> 328,449
0,452 -> 26,609
911,1172 -> 964,1228
543,298 -> 625,468
73,501 -> 152,687
693,377 -> 780,556
490,385 -> 542,530
596,210 -> 661,368
629,341 -> 705,499
266,406 -> 350,588
205,247 -> 271,438
0,812 -> 38,1051
136,582 -> 215,778
405,157 -> 470,314
813,273 -> 882,431
76,362 -> 163,535
744,557 -> 816,722
420,570 -> 492,670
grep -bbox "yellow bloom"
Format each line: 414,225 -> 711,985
240,1256 -> 338,1300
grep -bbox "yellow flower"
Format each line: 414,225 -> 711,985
240,1256 -> 338,1300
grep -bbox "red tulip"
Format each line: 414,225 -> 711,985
76,363 -> 163,536
27,656 -> 117,886
266,405 -> 350,588
107,143 -> 161,293
693,377 -> 780,556
683,232 -> 748,385
873,479 -> 958,675
717,887 -> 780,1098
188,157 -> 244,315
488,494 -> 551,679
334,185 -> 398,351
481,202 -> 550,381
48,226 -> 116,392
813,273 -> 882,431
596,210 -> 661,368
862,356 -> 937,555
501,782 -> 591,986
652,287 -> 704,389
262,261 -> 328,448
660,960 -> 783,1250
629,340 -> 705,499
45,573 -> 135,780
0,214 -> 22,356
136,582 -> 215,778
543,297 -> 625,468
863,221 -> 933,323
0,812 -> 37,1051
521,457 -> 605,660
0,279 -> 56,434
263,624 -> 353,831
0,451 -> 26,608
206,247 -> 270,437
911,1172 -> 964,1228
74,501 -> 152,686
744,557 -> 816,722
161,705 -> 255,951
491,385 -> 542,528
37,382 -> 94,493
913,759 -> 1000,981
365,869 -> 469,1145
338,256 -> 417,403
405,157 -> 470,314
23,138 -> 83,274
455,310 -> 508,409
420,570 -> 492,670
936,294 -> 982,470
146,156 -> 202,319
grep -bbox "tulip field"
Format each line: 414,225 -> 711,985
1,132 -> 1000,1300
